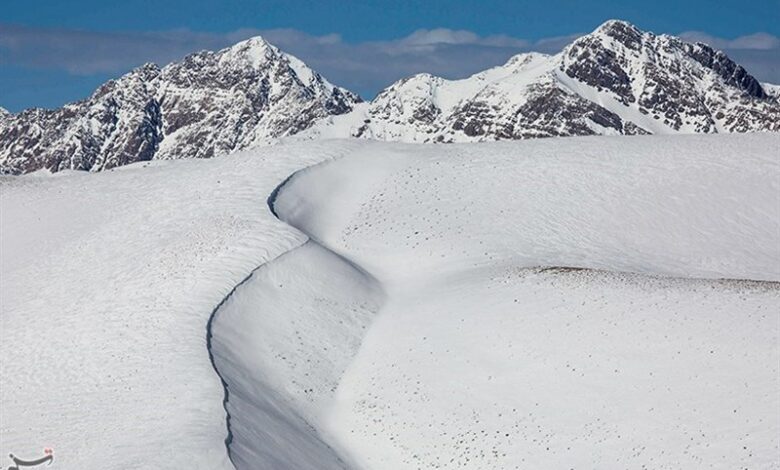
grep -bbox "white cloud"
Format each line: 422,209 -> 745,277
397,28 -> 528,48
680,31 -> 780,50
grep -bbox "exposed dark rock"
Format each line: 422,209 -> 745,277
3,21 -> 778,173
347,19 -> 779,143
0,37 -> 360,175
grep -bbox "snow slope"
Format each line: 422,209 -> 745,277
273,133 -> 780,468
1,134 -> 778,469
278,134 -> 779,281
210,241 -> 383,469
0,140 -> 364,469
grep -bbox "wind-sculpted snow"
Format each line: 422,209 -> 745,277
273,134 -> 780,469
1,135 -> 778,469
0,140 -> 363,469
209,241 -> 383,469
277,134 -> 780,282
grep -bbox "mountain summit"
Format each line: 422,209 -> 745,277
305,19 -> 779,142
0,37 -> 360,174
2,21 -> 778,174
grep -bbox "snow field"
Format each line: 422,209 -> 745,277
277,134 -> 780,282
273,133 -> 780,468
0,140 -> 362,469
2,134 -> 778,469
326,268 -> 779,469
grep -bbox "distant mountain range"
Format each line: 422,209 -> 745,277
2,20 -> 778,174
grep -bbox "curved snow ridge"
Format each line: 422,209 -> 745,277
205,251 -> 283,467
260,134 -> 780,470
207,169 -> 385,470
273,134 -> 780,283
206,133 -> 779,469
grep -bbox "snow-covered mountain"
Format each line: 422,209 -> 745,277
306,20 -> 780,142
2,20 -> 778,174
0,37 -> 360,174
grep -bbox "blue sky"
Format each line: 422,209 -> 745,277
2,0 -> 779,111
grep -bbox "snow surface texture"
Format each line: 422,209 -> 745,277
210,241 -> 383,469
273,134 -> 780,468
1,134 -> 779,469
278,135 -> 779,281
0,140 -> 364,469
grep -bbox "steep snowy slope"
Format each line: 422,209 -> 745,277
0,140 -> 365,469
273,134 -> 780,468
211,241 -> 383,470
0,38 -> 360,175
305,20 -> 779,142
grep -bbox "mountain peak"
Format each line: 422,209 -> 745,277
503,52 -> 551,70
588,19 -> 645,50
215,35 -> 281,68
0,35 -> 360,174
562,19 -> 769,102
319,20 -> 779,143
234,35 -> 273,47
131,62 -> 163,80
227,35 -> 275,54
594,19 -> 640,33
405,73 -> 442,83
2,25 -> 778,175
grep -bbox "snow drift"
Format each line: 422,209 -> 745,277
0,140 -> 362,469
1,134 -> 778,469
277,134 -> 780,281
273,133 -> 780,469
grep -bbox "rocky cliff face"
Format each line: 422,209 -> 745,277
305,20 -> 779,143
0,37 -> 360,174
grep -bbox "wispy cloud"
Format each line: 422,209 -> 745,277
679,31 -> 780,50
1,23 -> 778,106
0,23 -> 575,99
265,30 -> 581,95
0,24 -> 256,75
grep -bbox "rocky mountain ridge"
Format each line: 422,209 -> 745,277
304,20 -> 779,142
2,20 -> 778,174
0,37 -> 360,174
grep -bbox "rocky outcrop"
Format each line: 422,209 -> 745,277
306,20 -> 779,143
3,21 -> 778,174
0,38 -> 360,175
